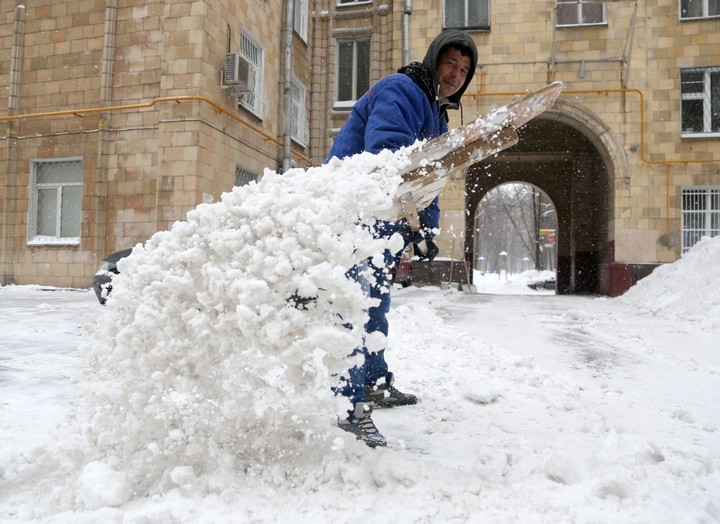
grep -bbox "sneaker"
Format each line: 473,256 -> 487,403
337,404 -> 387,448
365,373 -> 418,408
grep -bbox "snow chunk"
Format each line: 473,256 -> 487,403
78,461 -> 132,510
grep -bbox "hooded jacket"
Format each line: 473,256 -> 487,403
325,29 -> 478,237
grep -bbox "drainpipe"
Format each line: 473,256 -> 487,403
402,0 -> 412,65
1,4 -> 26,285
97,0 -> 117,257
281,0 -> 295,173
8,4 -> 25,113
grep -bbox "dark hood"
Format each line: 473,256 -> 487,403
421,28 -> 478,106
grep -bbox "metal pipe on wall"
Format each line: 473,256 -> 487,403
402,0 -> 412,66
282,0 -> 295,173
1,3 -> 26,285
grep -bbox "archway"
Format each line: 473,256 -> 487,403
465,106 -> 619,295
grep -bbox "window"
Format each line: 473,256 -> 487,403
682,187 -> 720,253
336,40 -> 370,105
235,166 -> 259,187
680,0 -> 720,19
337,0 -> 372,5
681,66 -> 720,136
29,158 -> 83,245
238,29 -> 266,119
445,0 -> 490,30
556,0 -> 606,27
290,76 -> 309,146
294,0 -> 308,42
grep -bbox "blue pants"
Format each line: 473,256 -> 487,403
340,249 -> 396,405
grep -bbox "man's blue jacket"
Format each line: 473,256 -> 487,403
325,28 -> 478,247
325,73 -> 444,239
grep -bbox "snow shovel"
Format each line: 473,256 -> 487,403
377,81 -> 564,245
440,237 -> 456,290
459,259 -> 477,294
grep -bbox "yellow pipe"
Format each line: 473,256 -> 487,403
465,87 -> 719,166
0,95 -> 311,164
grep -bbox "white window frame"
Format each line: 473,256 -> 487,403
681,186 -> 720,253
294,0 -> 308,42
444,0 -> 490,30
238,29 -> 266,119
680,66 -> 720,137
28,157 -> 83,246
680,0 -> 720,20
337,0 -> 373,6
556,0 -> 607,27
290,76 -> 309,147
335,39 -> 370,108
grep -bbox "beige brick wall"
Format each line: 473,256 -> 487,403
1,0 -> 312,287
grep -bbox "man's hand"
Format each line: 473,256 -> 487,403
409,228 -> 438,261
414,238 -> 438,261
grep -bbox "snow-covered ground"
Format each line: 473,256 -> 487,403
2,242 -> 719,522
0,148 -> 718,522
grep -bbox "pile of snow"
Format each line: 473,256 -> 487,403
61,149 -> 416,508
619,235 -> 720,325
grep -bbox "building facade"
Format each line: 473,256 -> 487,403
1,0 -> 314,288
315,0 -> 719,294
1,0 -> 719,295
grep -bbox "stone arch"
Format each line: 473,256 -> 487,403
464,99 -> 629,295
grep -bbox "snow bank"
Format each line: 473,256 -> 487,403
66,149 -> 413,504
619,235 -> 720,324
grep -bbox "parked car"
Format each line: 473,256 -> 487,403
92,248 -> 132,305
527,277 -> 556,291
391,247 -> 413,288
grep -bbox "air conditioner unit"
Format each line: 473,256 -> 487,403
223,53 -> 255,92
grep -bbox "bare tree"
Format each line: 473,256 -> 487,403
474,183 -> 557,273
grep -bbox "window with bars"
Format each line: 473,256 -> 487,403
238,29 -> 266,119
556,0 -> 607,27
444,0 -> 490,30
681,66 -> 720,136
336,40 -> 370,106
682,187 -> 720,253
29,158 -> 83,245
290,76 -> 309,147
235,166 -> 259,187
680,0 -> 720,19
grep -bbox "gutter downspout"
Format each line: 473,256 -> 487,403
282,0 -> 295,173
1,4 -> 26,285
402,0 -> 412,66
97,0 -> 117,258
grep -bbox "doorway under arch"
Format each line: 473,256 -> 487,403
474,182 -> 558,277
465,114 -> 613,294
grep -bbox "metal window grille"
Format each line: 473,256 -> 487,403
235,166 -> 259,187
290,77 -> 309,146
681,186 -> 720,253
556,0 -> 606,27
444,0 -> 490,30
238,29 -> 265,118
681,66 -> 720,135
30,158 -> 83,241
